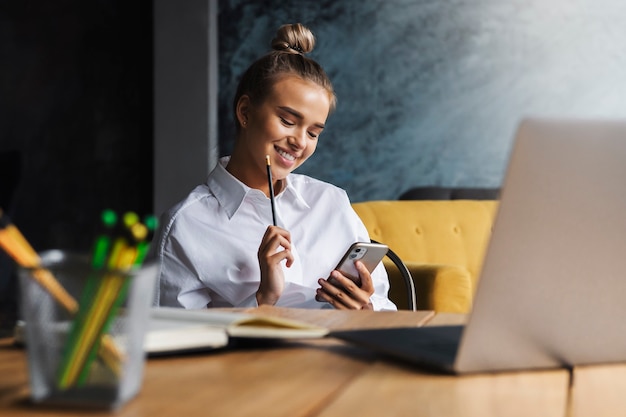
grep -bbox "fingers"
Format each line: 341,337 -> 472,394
355,260 -> 375,293
258,226 -> 290,255
256,226 -> 293,306
258,226 -> 294,267
316,264 -> 374,310
316,276 -> 356,310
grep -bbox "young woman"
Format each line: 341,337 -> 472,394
151,23 -> 396,311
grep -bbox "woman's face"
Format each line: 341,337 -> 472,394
236,75 -> 331,184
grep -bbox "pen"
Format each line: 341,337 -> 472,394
265,155 -> 277,226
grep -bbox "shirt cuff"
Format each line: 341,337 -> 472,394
237,292 -> 260,308
370,294 -> 398,311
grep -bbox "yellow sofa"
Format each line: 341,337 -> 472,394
352,200 -> 498,313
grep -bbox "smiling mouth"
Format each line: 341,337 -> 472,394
275,147 -> 296,161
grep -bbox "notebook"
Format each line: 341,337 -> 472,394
331,118 -> 626,374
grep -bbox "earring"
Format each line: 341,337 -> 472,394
242,121 -> 247,127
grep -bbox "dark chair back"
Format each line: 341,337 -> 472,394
372,239 -> 416,311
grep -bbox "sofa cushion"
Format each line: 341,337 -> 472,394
352,200 -> 498,307
384,259 -> 473,312
406,263 -> 473,312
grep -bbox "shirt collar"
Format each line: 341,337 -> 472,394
208,157 -> 248,219
208,156 -> 311,219
282,177 -> 311,209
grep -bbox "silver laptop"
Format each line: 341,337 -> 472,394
332,118 -> 626,374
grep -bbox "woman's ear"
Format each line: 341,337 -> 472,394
236,95 -> 251,128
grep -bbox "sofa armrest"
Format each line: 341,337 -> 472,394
406,263 -> 473,313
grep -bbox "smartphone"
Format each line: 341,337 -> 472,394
333,242 -> 389,286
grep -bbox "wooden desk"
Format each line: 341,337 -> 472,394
568,363 -> 626,417
0,307 -> 570,417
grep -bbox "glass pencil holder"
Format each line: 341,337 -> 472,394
18,250 -> 157,410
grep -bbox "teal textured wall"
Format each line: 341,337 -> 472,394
218,0 -> 626,201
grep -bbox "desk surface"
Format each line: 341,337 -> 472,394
0,306 -> 606,417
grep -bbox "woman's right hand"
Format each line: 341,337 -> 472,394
256,225 -> 293,306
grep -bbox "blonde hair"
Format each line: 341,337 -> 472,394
233,23 -> 336,125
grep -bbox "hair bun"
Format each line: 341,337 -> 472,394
271,23 -> 315,55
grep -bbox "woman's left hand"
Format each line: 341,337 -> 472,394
315,260 -> 374,310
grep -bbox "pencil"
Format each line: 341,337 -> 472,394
90,209 -> 118,269
265,155 -> 277,226
58,265 -> 129,388
0,209 -> 125,377
58,213 -> 144,388
0,208 -> 77,313
134,214 -> 157,266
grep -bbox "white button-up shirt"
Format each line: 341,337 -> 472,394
150,157 -> 396,311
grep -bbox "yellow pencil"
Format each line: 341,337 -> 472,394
0,209 -> 125,377
57,212 -> 144,388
